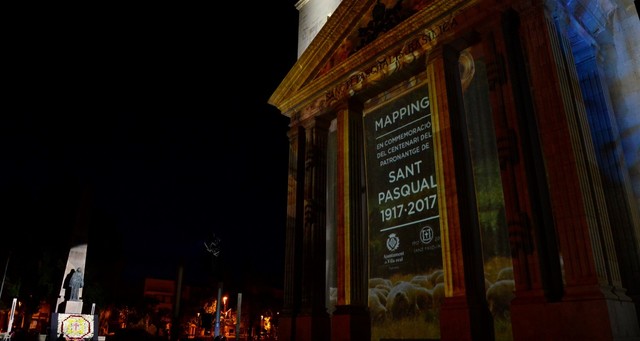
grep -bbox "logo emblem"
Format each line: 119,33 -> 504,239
386,233 -> 400,251
420,226 -> 434,244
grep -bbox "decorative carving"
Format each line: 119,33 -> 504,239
304,198 -> 316,226
301,14 -> 458,122
508,212 -> 533,255
356,0 -> 416,51
497,129 -> 519,168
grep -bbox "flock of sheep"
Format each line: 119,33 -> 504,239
368,266 -> 515,324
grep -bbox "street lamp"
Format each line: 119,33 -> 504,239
0,254 -> 10,302
223,296 -> 228,312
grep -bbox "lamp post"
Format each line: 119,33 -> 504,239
236,293 -> 242,340
260,315 -> 264,337
204,234 -> 223,337
0,254 -> 10,303
214,282 -> 222,337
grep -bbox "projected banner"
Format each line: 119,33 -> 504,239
364,83 -> 441,279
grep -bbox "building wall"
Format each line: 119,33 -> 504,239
295,0 -> 342,57
601,0 -> 640,204
272,0 -> 640,340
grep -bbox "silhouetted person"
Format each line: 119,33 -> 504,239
68,268 -> 84,301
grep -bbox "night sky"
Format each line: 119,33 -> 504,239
2,3 -> 299,302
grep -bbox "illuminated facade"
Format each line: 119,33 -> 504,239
270,0 -> 640,340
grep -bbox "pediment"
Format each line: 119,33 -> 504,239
268,0 -> 375,117
269,0 -> 474,118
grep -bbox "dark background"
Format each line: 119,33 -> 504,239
2,3 -> 299,305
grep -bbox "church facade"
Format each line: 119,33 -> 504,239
269,0 -> 640,340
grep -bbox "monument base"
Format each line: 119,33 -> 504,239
50,312 -> 98,341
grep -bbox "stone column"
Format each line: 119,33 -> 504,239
510,1 -> 639,339
297,116 -> 331,341
330,99 -> 370,341
279,123 -> 305,341
431,45 -> 495,340
573,21 -> 640,321
495,8 -> 565,301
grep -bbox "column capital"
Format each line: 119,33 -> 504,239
301,115 -> 332,131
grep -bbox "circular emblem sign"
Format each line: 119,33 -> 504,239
60,314 -> 92,339
386,233 -> 400,251
420,226 -> 434,244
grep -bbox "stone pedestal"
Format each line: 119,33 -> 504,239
60,300 -> 84,314
330,305 -> 370,341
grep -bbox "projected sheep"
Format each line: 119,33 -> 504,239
430,282 -> 445,310
368,288 -> 388,323
429,269 -> 444,287
385,281 -> 432,319
371,286 -> 389,305
496,267 -> 514,281
486,279 -> 515,320
409,274 -> 431,288
369,277 -> 392,288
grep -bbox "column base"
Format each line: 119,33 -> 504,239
331,305 -> 370,341
295,311 -> 330,341
511,294 -> 640,340
439,296 -> 494,341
